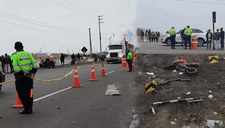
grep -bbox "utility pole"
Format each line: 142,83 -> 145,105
98,15 -> 104,53
212,11 -> 216,50
89,28 -> 93,58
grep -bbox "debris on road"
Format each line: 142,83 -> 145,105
179,72 -> 184,75
206,119 -> 223,128
146,72 -> 154,75
129,114 -> 140,128
170,121 -> 176,126
208,94 -> 213,99
185,92 -> 191,95
217,82 -> 220,85
156,78 -> 190,85
149,97 -> 203,115
173,70 -> 177,73
209,90 -> 212,93
105,85 -> 121,96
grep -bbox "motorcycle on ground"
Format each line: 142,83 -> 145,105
164,58 -> 200,74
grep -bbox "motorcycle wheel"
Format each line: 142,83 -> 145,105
185,67 -> 198,74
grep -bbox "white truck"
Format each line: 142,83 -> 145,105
106,38 -> 134,63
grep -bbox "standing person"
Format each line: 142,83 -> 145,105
184,25 -> 193,49
155,31 -> 159,42
152,32 -> 155,42
127,50 -> 133,72
0,55 -> 2,72
156,31 -> 160,42
8,55 -> 14,73
214,29 -> 221,49
77,53 -> 81,63
169,27 -> 176,49
206,29 -> 212,49
148,29 -> 152,42
220,27 -> 224,50
71,53 -> 76,65
11,41 -> 38,114
1,55 -> 5,73
180,28 -> 186,46
4,53 -> 10,73
145,30 -> 149,42
60,53 -> 64,67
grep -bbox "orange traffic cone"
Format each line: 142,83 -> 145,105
121,57 -> 127,68
101,62 -> 106,77
132,60 -> 135,71
90,64 -> 97,81
12,93 -> 23,108
72,66 -> 82,87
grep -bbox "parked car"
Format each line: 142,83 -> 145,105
161,28 -> 206,46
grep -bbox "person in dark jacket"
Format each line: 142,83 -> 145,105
214,29 -> 221,49
1,55 -> 5,73
180,28 -> 186,46
77,53 -> 81,62
148,29 -> 152,42
71,54 -> 76,65
8,55 -> 14,73
4,54 -> 10,73
60,53 -> 64,67
220,27 -> 224,50
206,29 -> 212,49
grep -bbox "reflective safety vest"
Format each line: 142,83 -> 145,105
127,52 -> 133,60
11,51 -> 38,73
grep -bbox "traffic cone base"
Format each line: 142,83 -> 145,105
13,93 -> 24,108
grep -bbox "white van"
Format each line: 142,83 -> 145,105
161,28 -> 207,46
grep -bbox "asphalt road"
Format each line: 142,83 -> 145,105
135,41 -> 225,54
0,63 -> 140,128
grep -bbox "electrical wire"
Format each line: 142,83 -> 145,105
0,19 -> 88,39
0,11 -> 88,36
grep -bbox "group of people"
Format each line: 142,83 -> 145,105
136,28 -> 160,42
169,25 -> 193,49
169,26 -> 224,50
206,28 -> 224,50
70,53 -> 81,65
145,29 -> 160,42
0,53 -> 14,73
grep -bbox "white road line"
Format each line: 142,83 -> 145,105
106,70 -> 114,75
33,87 -> 72,102
34,70 -> 115,102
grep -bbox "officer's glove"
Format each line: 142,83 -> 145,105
30,75 -> 35,79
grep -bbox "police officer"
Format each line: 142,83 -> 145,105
11,41 -> 38,114
127,50 -> 133,72
169,27 -> 176,49
184,25 -> 193,49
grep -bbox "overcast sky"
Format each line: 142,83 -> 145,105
1,0 -> 225,56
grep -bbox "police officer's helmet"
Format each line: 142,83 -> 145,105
14,41 -> 23,50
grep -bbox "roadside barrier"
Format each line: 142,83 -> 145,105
191,35 -> 198,49
12,93 -> 23,108
72,66 -> 82,88
101,62 -> 106,77
90,64 -> 97,81
121,57 -> 127,68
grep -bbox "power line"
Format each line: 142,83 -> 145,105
72,0 -> 123,31
0,11 -> 88,36
172,0 -> 225,4
51,0 -> 97,20
0,19 -> 88,39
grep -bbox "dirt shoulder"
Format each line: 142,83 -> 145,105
135,53 -> 225,128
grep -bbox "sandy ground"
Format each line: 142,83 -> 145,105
135,53 -> 225,128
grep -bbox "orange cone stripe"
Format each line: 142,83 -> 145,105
30,89 -> 33,98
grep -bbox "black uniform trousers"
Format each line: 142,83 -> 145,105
15,75 -> 33,111
170,35 -> 176,48
185,35 -> 191,48
127,59 -> 132,71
